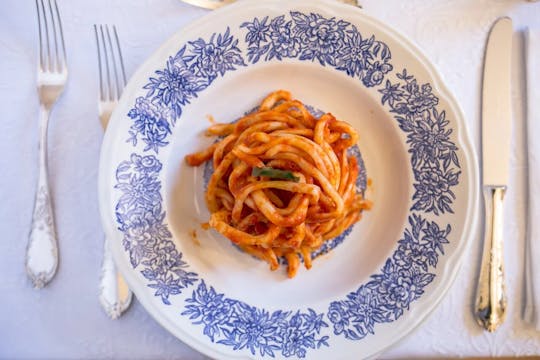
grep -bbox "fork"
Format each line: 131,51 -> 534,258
26,0 -> 68,289
94,24 -> 133,319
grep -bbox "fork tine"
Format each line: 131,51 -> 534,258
105,25 -> 121,101
38,0 -> 50,71
99,25 -> 112,101
112,26 -> 127,94
46,0 -> 59,72
52,0 -> 67,70
94,25 -> 105,102
35,0 -> 44,70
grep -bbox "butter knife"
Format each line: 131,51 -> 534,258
474,17 -> 513,332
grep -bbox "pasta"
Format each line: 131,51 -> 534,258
185,90 -> 371,278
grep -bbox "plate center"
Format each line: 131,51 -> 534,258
165,62 -> 411,308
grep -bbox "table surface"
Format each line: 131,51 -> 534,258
1,0 -> 540,358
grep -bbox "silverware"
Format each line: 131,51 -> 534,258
179,0 -> 362,10
340,0 -> 362,7
179,0 -> 235,9
94,24 -> 133,319
26,0 -> 68,288
474,17 -> 513,332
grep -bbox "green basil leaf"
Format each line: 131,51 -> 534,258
251,167 -> 300,182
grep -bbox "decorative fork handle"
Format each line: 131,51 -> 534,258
97,121 -> 133,317
99,238 -> 133,319
98,110 -> 133,319
26,105 -> 58,288
474,185 -> 507,332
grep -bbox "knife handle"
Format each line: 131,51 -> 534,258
474,185 -> 507,332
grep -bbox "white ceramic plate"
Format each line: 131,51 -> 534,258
99,0 -> 478,358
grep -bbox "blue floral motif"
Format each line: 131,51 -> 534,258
327,215 -> 449,339
268,16 -> 301,61
188,28 -> 246,81
127,97 -> 174,152
144,48 -> 207,119
241,12 -> 393,87
182,281 -> 329,358
380,69 -> 461,215
291,12 -> 349,66
243,16 -> 271,47
115,154 -> 198,304
328,286 -> 387,340
127,28 -> 246,153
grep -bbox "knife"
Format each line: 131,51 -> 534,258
474,17 -> 513,332
178,0 -> 362,10
179,0 -> 236,9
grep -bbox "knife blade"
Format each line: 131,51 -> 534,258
475,17 -> 513,332
179,0 -> 236,10
178,0 -> 363,10
482,17 -> 513,186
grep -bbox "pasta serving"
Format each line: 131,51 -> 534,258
185,90 -> 371,278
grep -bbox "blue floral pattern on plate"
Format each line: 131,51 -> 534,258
241,12 -> 393,87
113,9 -> 462,358
127,28 -> 245,153
379,69 -> 460,215
182,281 -> 329,358
328,214 -> 450,339
115,154 -> 198,304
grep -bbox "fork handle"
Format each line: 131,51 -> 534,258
26,105 -> 58,288
99,238 -> 133,319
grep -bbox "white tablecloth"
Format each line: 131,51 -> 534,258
1,0 -> 539,358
